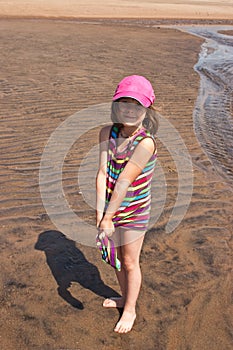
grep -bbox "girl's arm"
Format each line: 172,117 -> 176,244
99,137 -> 156,235
96,125 -> 111,227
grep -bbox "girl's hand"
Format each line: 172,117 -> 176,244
98,217 -> 115,237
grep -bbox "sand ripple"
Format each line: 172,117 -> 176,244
0,19 -> 232,350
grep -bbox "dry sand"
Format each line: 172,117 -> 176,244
0,17 -> 233,350
0,0 -> 233,19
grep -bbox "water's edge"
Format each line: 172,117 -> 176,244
167,25 -> 233,188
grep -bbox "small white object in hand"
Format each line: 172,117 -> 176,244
98,232 -> 106,240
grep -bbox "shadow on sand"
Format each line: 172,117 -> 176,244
35,230 -> 120,310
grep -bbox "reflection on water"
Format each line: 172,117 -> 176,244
179,26 -> 233,187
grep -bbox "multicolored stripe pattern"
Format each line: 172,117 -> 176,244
105,125 -> 157,230
96,234 -> 121,271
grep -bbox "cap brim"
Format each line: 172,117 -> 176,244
112,91 -> 151,108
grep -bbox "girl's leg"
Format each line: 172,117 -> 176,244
114,229 -> 145,333
103,228 -> 126,307
103,244 -> 127,308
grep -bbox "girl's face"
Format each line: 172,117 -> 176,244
116,97 -> 146,127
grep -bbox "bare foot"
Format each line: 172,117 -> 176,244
114,311 -> 136,333
103,297 -> 125,308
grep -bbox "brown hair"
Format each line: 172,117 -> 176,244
111,101 -> 159,135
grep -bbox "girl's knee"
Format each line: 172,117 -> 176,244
122,256 -> 139,272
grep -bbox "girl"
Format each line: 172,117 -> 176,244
96,75 -> 158,333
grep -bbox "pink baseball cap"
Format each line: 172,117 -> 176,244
112,75 -> 155,107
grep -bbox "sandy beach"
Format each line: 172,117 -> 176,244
0,0 -> 233,19
0,3 -> 233,349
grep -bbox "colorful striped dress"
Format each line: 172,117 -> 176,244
105,124 -> 157,231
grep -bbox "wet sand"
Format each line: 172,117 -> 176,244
0,19 -> 232,350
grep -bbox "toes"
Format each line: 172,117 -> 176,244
114,315 -> 136,333
103,298 -> 117,308
114,323 -> 120,332
114,322 -> 124,333
103,298 -> 111,307
114,324 -> 130,333
103,297 -> 124,308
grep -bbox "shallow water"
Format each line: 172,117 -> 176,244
176,26 -> 233,188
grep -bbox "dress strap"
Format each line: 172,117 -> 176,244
130,129 -> 156,152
